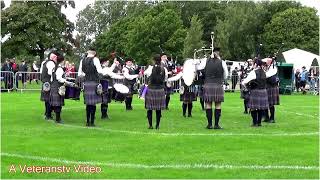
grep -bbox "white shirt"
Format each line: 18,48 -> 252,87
54,66 -> 67,83
144,65 -> 168,81
266,65 -> 278,78
32,63 -> 39,71
122,65 -> 139,80
39,60 -> 55,76
195,59 -> 228,80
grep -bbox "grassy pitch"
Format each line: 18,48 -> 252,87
1,91 -> 319,179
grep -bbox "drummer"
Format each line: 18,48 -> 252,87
122,57 -> 139,110
196,48 -> 228,129
49,52 -> 76,123
78,48 -> 121,127
160,53 -> 173,110
100,58 -> 121,119
167,60 -> 197,118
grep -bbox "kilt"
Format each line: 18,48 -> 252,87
145,88 -> 166,110
203,83 -> 224,103
267,86 -> 280,106
49,87 -> 64,107
240,89 -> 250,100
83,81 -> 102,105
248,89 -> 269,110
40,91 -> 50,102
180,92 -> 197,102
101,89 -> 112,104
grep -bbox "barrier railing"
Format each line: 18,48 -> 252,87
0,71 -> 15,92
5,71 -> 318,94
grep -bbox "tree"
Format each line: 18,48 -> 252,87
1,1 -> 75,60
262,7 -> 319,55
183,15 -> 204,58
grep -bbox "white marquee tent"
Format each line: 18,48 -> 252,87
282,48 -> 320,70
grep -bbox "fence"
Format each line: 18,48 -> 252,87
2,70 -> 319,94
0,71 -> 15,92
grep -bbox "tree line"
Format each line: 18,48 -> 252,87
1,1 -> 319,65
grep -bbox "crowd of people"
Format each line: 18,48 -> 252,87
1,58 -> 77,90
294,66 -> 319,95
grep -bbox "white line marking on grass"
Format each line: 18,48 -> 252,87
277,110 -> 318,119
1,152 -> 318,170
62,124 -> 319,137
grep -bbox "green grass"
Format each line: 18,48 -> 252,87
1,91 -> 319,179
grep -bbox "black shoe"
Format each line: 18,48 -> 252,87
243,111 -> 248,114
86,123 -> 90,127
155,126 -> 159,129
214,125 -> 222,129
206,125 -> 213,129
257,123 -> 262,126
101,114 -> 108,119
166,107 -> 169,110
183,114 -> 186,117
56,120 -> 63,124
251,124 -> 258,127
148,126 -> 153,129
44,116 -> 51,120
188,114 -> 192,117
269,119 -> 275,123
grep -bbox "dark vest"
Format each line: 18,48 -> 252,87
41,60 -> 54,83
82,57 -> 99,82
124,66 -> 136,85
252,69 -> 266,89
51,64 -> 64,89
148,66 -> 165,89
204,58 -> 223,84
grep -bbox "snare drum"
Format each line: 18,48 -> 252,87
65,78 -> 81,100
100,79 -> 109,92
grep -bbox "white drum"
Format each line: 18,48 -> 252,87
113,83 -> 129,94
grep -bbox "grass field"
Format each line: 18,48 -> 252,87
1,91 -> 319,179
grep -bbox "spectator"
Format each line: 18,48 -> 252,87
11,58 -> 19,89
294,69 -> 300,92
19,60 -> 28,89
1,59 -> 13,89
30,61 -> 39,84
299,66 -> 308,94
231,67 -> 239,92
309,67 -> 317,95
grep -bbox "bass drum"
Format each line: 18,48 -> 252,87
112,83 -> 129,102
182,59 -> 196,86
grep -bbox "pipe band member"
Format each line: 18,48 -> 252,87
40,51 -> 59,120
242,58 -> 269,127
196,47 -> 228,129
78,48 -> 121,127
122,57 -> 139,110
49,53 -> 76,123
143,54 -> 168,129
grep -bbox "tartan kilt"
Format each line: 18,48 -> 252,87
83,81 -> 102,105
267,86 -> 280,106
248,89 -> 269,110
203,83 -> 224,103
240,89 -> 250,100
49,87 -> 65,107
101,89 -> 112,104
145,88 -> 166,110
40,90 -> 50,102
180,92 -> 197,102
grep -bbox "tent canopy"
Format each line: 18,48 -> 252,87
282,48 -> 320,70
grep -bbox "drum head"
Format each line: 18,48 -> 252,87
114,83 -> 129,94
182,59 -> 196,86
